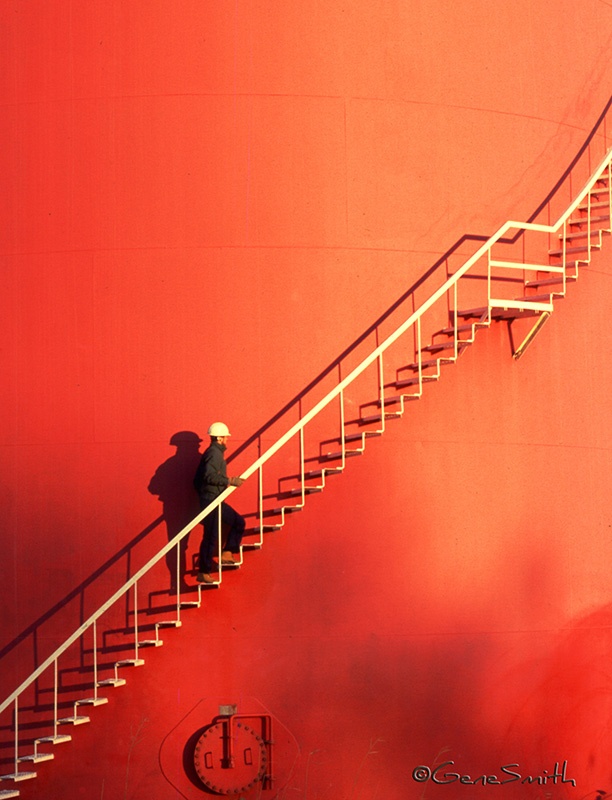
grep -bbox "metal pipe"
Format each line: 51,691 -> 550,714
225,714 -> 274,785
13,697 -> 18,775
93,621 -> 98,700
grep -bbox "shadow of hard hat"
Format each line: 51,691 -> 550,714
169,431 -> 203,446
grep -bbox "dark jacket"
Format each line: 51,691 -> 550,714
194,441 -> 229,502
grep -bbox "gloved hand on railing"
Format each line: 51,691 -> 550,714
229,476 -> 245,487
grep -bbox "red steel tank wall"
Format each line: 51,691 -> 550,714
1,1 -> 612,798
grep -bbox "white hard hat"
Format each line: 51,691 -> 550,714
207,422 -> 231,437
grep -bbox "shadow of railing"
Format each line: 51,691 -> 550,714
228,94 -> 612,470
0,516 -> 163,688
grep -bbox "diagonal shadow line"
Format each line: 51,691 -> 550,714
2,95 -> 610,677
527,94 -> 612,224
228,93 -> 612,466
0,515 -> 164,663
228,231 -> 489,466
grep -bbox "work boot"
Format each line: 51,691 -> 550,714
221,551 -> 237,566
196,572 -> 215,584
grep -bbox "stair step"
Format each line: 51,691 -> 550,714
525,275 -> 577,289
344,431 -> 382,441
559,228 -> 610,241
139,639 -> 164,647
517,293 -> 558,303
576,200 -> 609,213
359,411 -> 403,424
36,735 -> 72,745
361,394 -> 407,409
323,448 -> 363,460
437,323 -> 480,335
0,789 -> 21,798
395,375 -> 437,388
76,697 -> 108,707
157,620 -> 182,629
271,505 -> 302,514
179,599 -> 202,607
454,305 -> 489,318
305,467 -> 343,478
550,259 -> 583,269
288,486 -> 323,496
491,295 -> 555,310
570,213 -> 610,225
241,542 -> 262,551
0,772 -> 36,783
58,715 -> 90,726
421,340 -> 470,353
548,243 -> 598,256
373,394 -> 423,410
97,677 -> 127,687
246,525 -> 283,534
366,395 -> 401,408
97,659 -> 145,683
455,299 -> 552,319
400,358 -> 445,371
18,753 -> 54,764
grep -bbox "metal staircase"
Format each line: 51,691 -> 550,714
0,136 -> 611,797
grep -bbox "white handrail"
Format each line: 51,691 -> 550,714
240,146 -> 612,480
1,145 -> 611,719
0,488 -> 231,715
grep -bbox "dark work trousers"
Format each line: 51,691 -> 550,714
198,500 -> 245,573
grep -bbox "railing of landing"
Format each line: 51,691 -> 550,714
1,109 -> 612,783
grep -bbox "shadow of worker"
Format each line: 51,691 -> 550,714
148,431 -> 203,593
